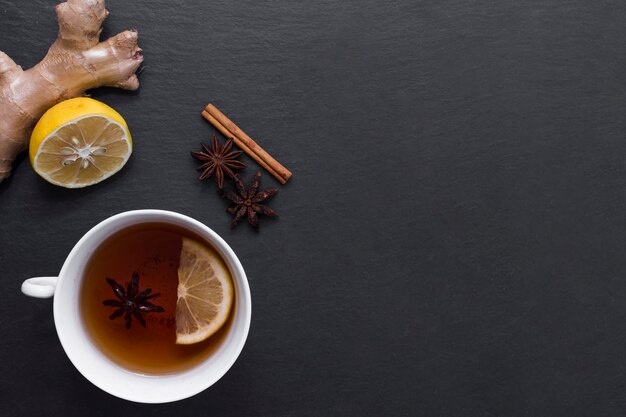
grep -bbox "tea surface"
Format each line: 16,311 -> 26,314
80,223 -> 233,374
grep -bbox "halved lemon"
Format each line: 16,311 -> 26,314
176,237 -> 234,345
29,97 -> 132,188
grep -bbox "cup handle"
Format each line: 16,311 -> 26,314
21,277 -> 58,298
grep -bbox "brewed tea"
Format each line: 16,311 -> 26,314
80,222 -> 234,374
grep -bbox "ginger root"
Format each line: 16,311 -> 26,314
0,0 -> 143,181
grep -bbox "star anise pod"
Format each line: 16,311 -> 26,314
221,172 -> 279,231
102,272 -> 165,330
191,134 -> 246,189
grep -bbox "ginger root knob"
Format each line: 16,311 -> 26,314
0,0 -> 143,181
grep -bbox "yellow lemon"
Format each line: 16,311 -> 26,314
176,237 -> 234,345
29,97 -> 132,188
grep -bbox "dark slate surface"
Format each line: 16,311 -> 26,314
1,0 -> 626,415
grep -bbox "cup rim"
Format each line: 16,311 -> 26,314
53,209 -> 252,403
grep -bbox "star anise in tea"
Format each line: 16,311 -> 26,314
191,134 -> 246,189
221,172 -> 278,231
103,272 -> 165,330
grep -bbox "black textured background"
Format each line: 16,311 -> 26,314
1,0 -> 626,415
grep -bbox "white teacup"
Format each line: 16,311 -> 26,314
21,210 -> 251,403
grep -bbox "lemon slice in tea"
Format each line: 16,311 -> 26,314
176,237 -> 234,345
29,97 -> 132,188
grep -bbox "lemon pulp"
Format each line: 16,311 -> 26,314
176,237 -> 234,345
29,97 -> 132,188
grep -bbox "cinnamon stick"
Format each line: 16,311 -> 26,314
201,110 -> 285,183
201,104 -> 292,184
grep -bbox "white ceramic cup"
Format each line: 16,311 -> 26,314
21,209 -> 251,403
